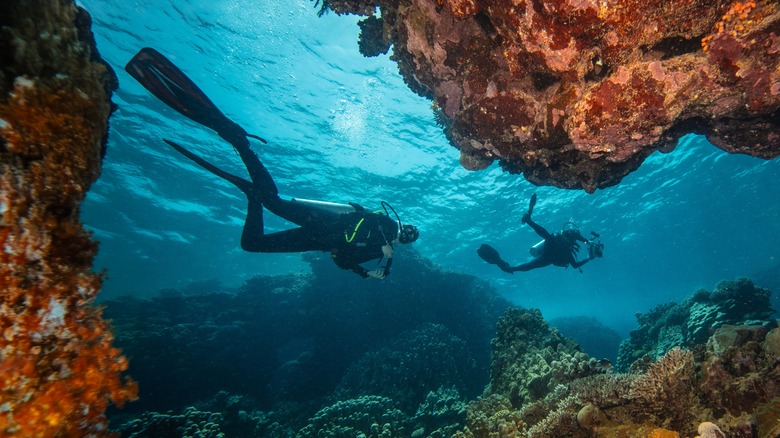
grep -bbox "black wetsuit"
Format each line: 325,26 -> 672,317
203,127 -> 398,278
508,217 -> 590,272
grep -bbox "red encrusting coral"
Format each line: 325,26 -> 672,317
1,1 -> 137,435
0,76 -> 138,437
322,0 -> 780,191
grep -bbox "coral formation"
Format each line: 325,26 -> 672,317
0,0 -> 136,435
335,323 -> 477,414
298,395 -> 408,437
116,407 -> 227,438
317,0 -> 780,191
617,278 -> 776,371
454,280 -> 778,438
486,308 -> 607,407
103,252 -> 509,433
628,348 -> 699,429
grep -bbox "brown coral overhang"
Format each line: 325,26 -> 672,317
320,0 -> 780,192
0,0 -> 136,434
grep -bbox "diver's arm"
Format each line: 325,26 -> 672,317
571,257 -> 590,269
525,217 -> 553,240
331,251 -> 371,278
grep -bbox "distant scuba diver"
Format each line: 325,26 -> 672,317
125,48 -> 419,279
478,194 -> 603,273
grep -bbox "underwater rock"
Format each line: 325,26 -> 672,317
616,277 -> 776,371
317,0 -> 780,191
0,0 -> 136,435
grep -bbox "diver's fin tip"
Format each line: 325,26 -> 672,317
477,244 -> 505,266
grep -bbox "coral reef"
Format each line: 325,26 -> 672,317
317,0 -> 780,191
298,396 -> 409,437
616,277 -> 776,371
455,280 -> 779,438
486,308 -> 607,407
103,251 -> 510,433
115,407 -> 227,438
0,1 -> 136,435
335,323 -> 478,414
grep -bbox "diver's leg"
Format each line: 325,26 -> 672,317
525,218 -> 553,240
228,136 -> 280,203
509,257 -> 551,272
240,197 -> 266,251
264,198 -> 339,228
243,226 -> 328,253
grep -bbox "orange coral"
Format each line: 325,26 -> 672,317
0,77 -> 137,435
648,428 -> 680,438
702,0 -> 772,52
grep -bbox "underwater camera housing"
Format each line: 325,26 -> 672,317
588,231 -> 604,259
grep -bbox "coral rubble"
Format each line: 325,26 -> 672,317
318,0 -> 780,191
0,1 -> 136,435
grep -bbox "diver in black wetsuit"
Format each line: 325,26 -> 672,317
126,48 -> 419,279
477,194 -> 602,274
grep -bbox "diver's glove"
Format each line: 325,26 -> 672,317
367,269 -> 386,280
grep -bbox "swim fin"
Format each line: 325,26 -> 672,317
528,193 -> 537,216
163,139 -> 253,195
478,244 -> 512,273
125,47 -> 267,146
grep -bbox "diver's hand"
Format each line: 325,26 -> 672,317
382,244 -> 393,259
367,269 -> 386,280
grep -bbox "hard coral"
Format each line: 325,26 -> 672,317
629,348 -> 699,429
320,0 -> 780,191
0,1 -> 136,435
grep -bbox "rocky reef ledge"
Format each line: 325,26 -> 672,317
317,0 -> 780,191
0,1 -> 137,435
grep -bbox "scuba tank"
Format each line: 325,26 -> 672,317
290,198 -> 359,215
529,239 -> 546,257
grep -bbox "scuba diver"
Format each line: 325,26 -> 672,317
125,48 -> 419,279
478,194 -> 603,273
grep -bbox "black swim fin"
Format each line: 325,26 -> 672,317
163,139 -> 253,195
528,193 -> 537,216
478,244 -> 512,273
125,47 -> 267,146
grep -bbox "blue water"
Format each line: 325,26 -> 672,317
78,0 -> 780,337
